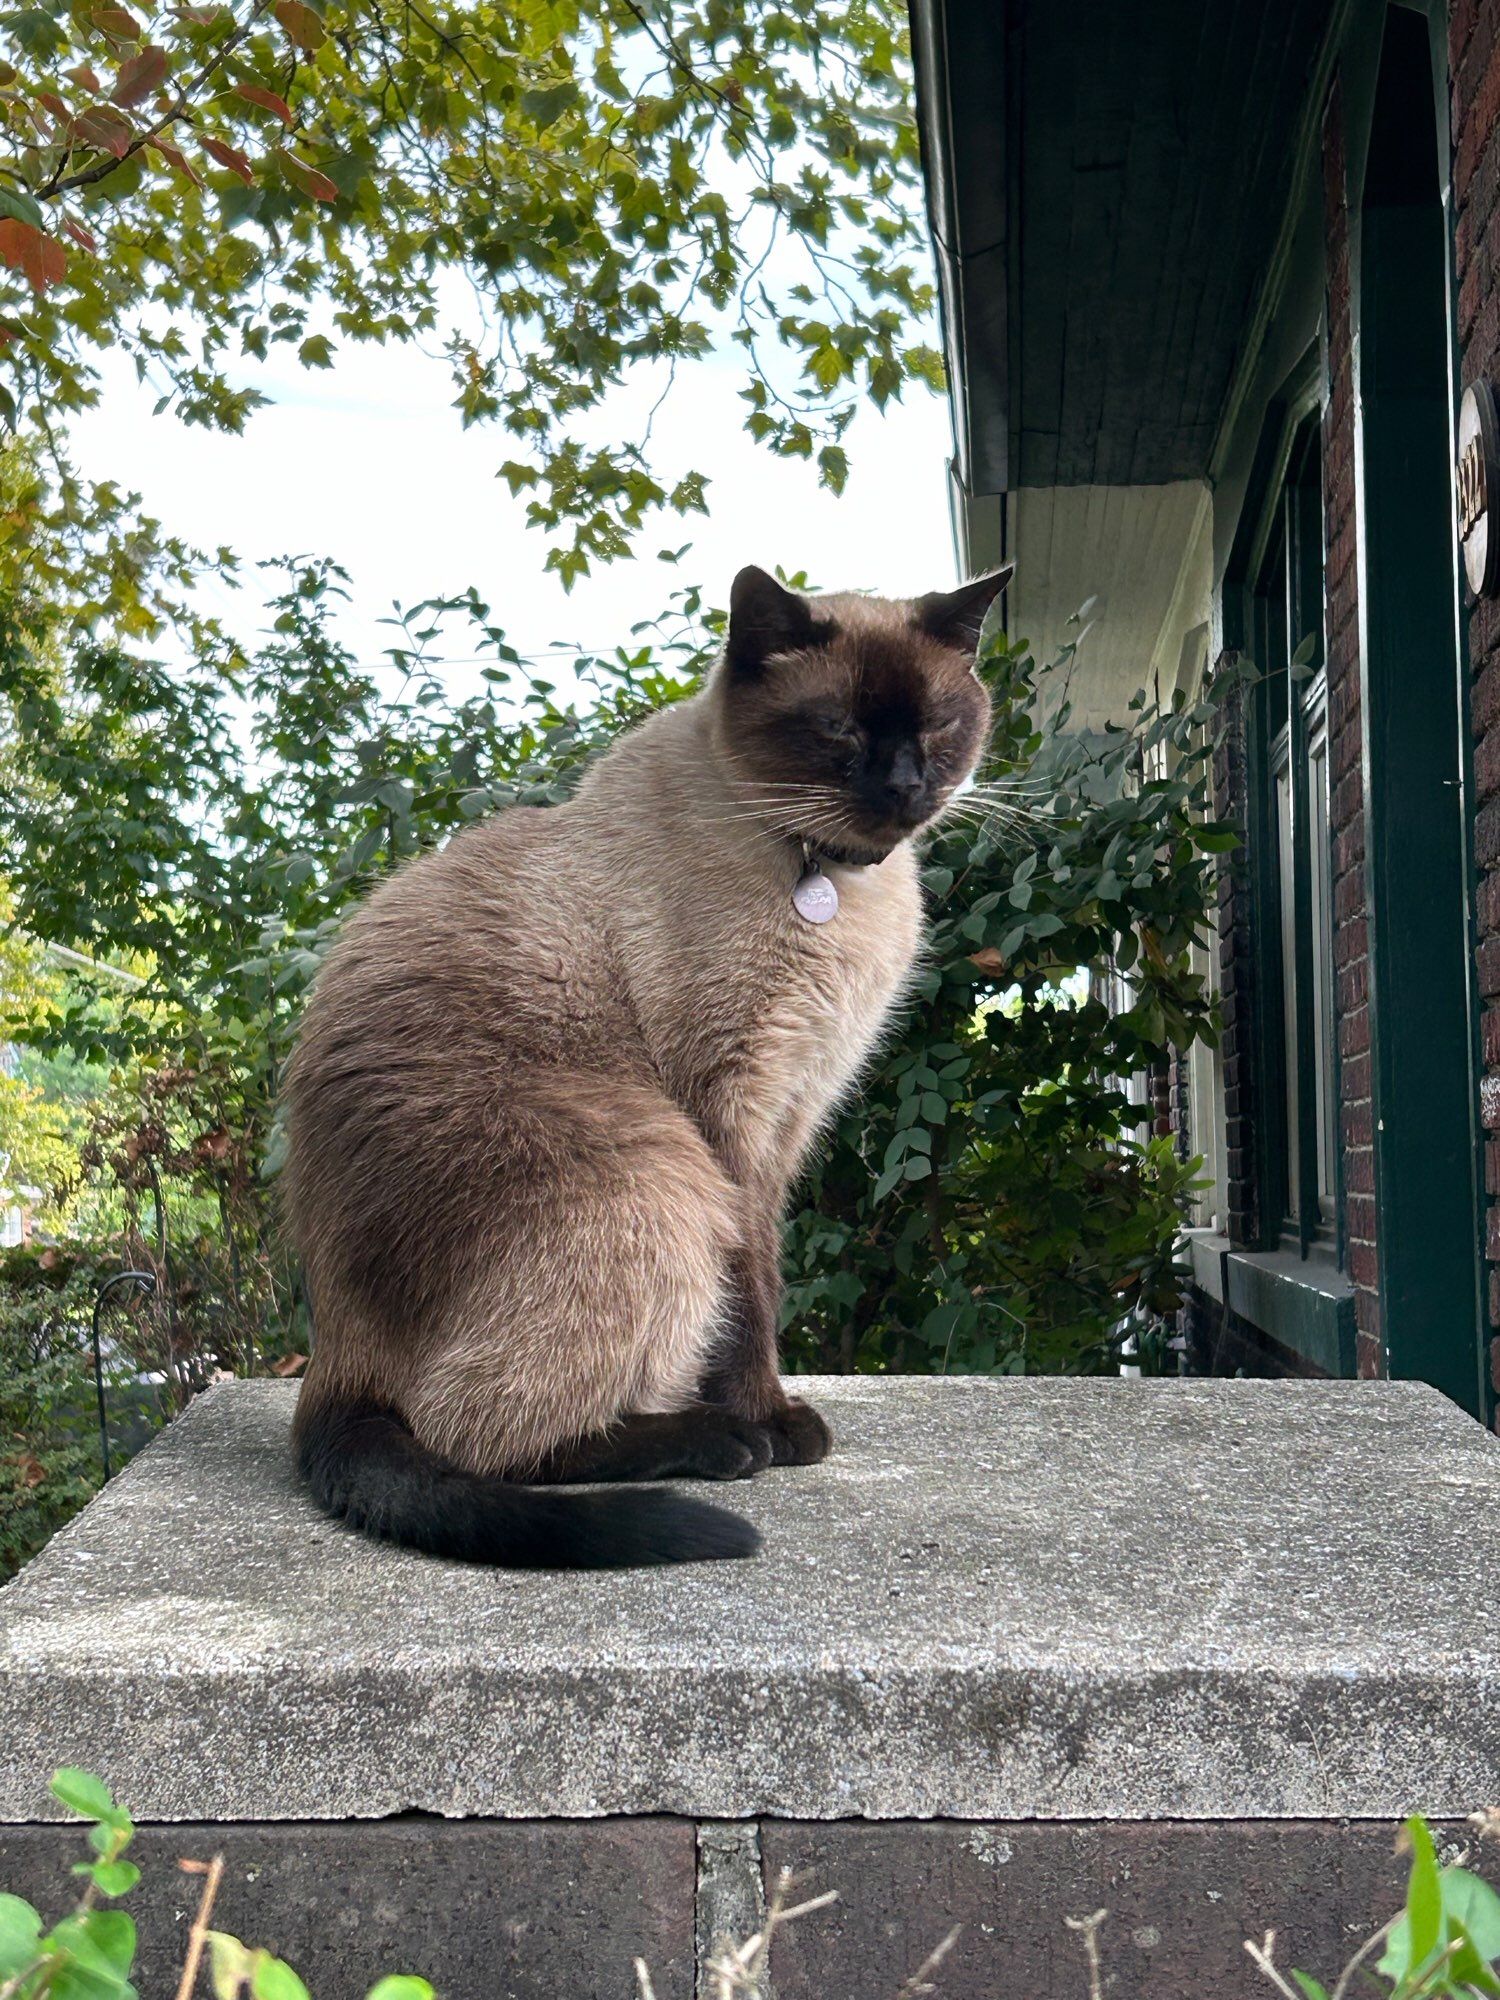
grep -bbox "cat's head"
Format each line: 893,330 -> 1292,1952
714,564 -> 1011,863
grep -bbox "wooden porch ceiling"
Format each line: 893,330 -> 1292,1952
912,0 -> 1336,498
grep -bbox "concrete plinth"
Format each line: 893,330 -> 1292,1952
2,1376 -> 1498,1996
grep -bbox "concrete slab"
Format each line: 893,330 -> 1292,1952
1,1376 -> 1498,1824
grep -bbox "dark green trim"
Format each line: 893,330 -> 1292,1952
1224,1250 -> 1357,1377
1427,0 -> 1495,1431
1357,4 -> 1487,1418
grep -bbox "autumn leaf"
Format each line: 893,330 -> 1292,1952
282,152 -> 337,201
91,4 -> 141,38
72,103 -> 134,156
111,42 -> 168,107
62,216 -> 100,253
0,218 -> 66,294
201,135 -> 254,183
234,82 -> 293,125
273,0 -> 326,51
147,135 -> 205,185
64,62 -> 102,92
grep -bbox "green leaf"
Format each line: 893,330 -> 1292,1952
365,1982 -> 436,2000
50,1770 -> 117,1822
205,1931 -> 254,2000
1404,1815 -> 1442,1974
1446,1914 -> 1500,1995
0,188 -> 45,230
520,82 -> 578,129
46,1910 -> 137,1996
0,1895 -> 43,1979
1440,1868 -> 1500,1962
1289,1975 -> 1330,2000
89,1861 -> 141,1898
250,1953 -> 311,2000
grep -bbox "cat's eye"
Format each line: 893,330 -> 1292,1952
807,711 -> 858,745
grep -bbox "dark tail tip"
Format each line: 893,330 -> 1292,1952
608,1488 -> 763,1565
295,1392 -> 761,1570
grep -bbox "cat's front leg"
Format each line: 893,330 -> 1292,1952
701,1200 -> 833,1467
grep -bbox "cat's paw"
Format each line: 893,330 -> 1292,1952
763,1396 -> 833,1467
682,1412 -> 775,1481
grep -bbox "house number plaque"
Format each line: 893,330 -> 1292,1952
1458,379 -> 1499,599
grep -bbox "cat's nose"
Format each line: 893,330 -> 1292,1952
882,748 -> 929,817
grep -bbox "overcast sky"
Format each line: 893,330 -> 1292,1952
68,293 -> 960,688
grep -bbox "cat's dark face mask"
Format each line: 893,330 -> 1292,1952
717,564 -> 1011,865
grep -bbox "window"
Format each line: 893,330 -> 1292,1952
1251,416 -> 1335,1252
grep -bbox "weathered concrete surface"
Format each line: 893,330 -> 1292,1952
2,1376 -> 1499,1823
0,1819 -> 696,2000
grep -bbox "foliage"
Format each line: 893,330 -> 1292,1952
0,1247 -> 167,1575
0,1770 -> 437,1999
781,614 -> 1228,1376
3,571 -> 1229,1382
0,0 -> 936,620
0,1259 -> 103,1574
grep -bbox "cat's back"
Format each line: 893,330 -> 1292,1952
290,799 -> 627,1087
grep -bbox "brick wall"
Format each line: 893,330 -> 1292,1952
1451,0 -> 1500,1406
1321,73 -> 1382,1378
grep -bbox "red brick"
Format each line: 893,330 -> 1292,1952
1349,1242 -> 1380,1290
1339,1006 -> 1371,1060
1356,1324 -> 1385,1378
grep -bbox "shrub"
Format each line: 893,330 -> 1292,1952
0,1248 -> 164,1577
781,618 -> 1228,1376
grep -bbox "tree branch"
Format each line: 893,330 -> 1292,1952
38,0 -> 276,201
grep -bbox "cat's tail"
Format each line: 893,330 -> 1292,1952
294,1394 -> 761,1569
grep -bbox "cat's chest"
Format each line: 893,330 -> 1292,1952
678,858 -> 924,1163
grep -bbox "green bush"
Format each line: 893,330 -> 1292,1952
780,618 -> 1226,1376
0,1247 -> 166,1578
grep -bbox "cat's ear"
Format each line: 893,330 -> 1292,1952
726,566 -> 831,674
915,563 -> 1015,657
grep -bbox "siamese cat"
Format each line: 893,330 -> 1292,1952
285,560 -> 1011,1567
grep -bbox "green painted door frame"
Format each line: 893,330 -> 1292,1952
1358,5 -> 1488,1417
